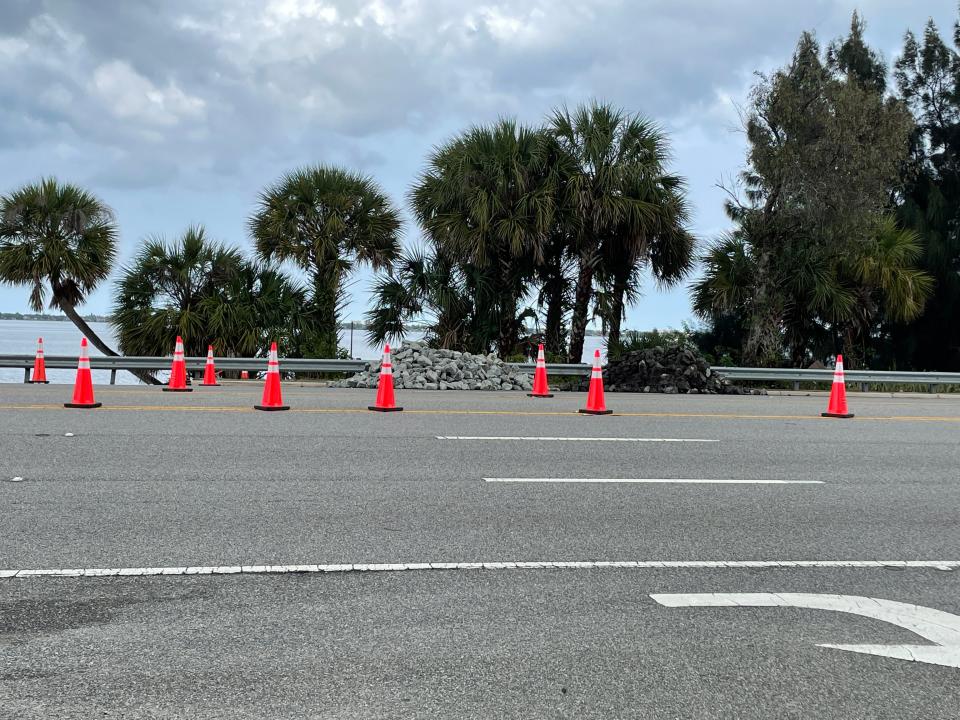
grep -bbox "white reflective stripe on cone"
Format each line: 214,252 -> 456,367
78,359 -> 90,369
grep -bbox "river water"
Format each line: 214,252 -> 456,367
0,319 -> 606,384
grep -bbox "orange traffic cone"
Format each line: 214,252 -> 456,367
369,344 -> 402,412
822,354 -> 854,418
163,336 -> 193,392
527,343 -> 553,398
64,338 -> 101,409
29,337 -> 49,384
255,342 -> 289,411
201,345 -> 220,386
579,349 -> 612,415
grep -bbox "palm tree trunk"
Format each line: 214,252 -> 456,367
567,253 -> 595,363
496,258 -> 523,359
743,251 -> 781,366
59,300 -> 161,385
311,272 -> 340,357
543,249 -> 566,358
497,293 -> 517,360
606,271 -> 628,354
544,284 -> 564,357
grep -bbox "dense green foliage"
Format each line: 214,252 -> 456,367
693,15 -> 936,368
888,17 -> 960,370
368,120 -> 561,357
368,106 -> 695,360
111,227 -> 320,359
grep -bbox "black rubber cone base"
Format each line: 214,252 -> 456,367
255,404 -> 290,411
821,412 -> 854,418
64,402 -> 102,409
28,380 -> 50,384
527,392 -> 554,398
369,406 -> 403,412
163,387 -> 193,392
579,408 -> 613,415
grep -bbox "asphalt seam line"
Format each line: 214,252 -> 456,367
2,560 -> 957,579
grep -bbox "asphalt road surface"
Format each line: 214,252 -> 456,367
1,382 -> 959,718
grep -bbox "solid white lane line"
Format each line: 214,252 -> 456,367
3,560 -> 957,579
438,436 -> 718,443
483,478 -> 824,484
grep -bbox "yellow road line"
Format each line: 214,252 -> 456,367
1,403 -> 960,423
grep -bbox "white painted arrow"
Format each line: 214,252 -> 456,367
650,592 -> 960,669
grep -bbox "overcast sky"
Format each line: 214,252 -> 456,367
1,0 -> 956,331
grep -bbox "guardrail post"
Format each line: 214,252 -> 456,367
860,382 -> 868,393
110,369 -> 117,385
24,368 -> 29,383
793,381 -> 799,391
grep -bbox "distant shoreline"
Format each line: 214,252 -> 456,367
0,313 -> 110,323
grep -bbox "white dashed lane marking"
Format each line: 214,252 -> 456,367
438,436 -> 718,442
483,478 -> 824,484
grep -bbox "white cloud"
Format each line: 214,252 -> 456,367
91,60 -> 206,129
0,36 -> 29,61
264,0 -> 339,26
1,0 -> 958,322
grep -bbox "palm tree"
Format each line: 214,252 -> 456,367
112,226 -> 317,360
834,217 -> 933,365
0,178 -> 161,384
0,179 -> 117,350
535,226 -> 575,358
365,246 -> 496,354
597,171 -> 695,351
249,165 -> 402,357
549,102 -> 691,362
409,119 -> 559,356
112,226 -> 241,357
203,260 -> 317,359
693,215 -> 932,367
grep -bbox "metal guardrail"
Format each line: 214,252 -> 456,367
708,366 -> 960,391
3,354 -> 959,390
1,354 -> 368,383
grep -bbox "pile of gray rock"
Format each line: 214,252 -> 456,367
332,341 -> 533,391
605,344 -> 745,394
